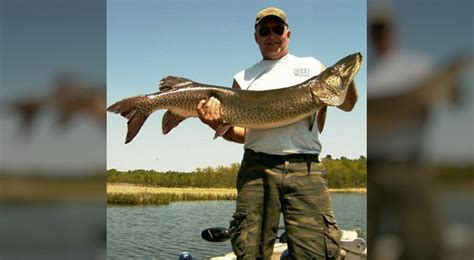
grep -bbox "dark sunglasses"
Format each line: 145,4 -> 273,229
257,25 -> 286,37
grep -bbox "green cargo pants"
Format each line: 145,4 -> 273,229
229,149 -> 342,260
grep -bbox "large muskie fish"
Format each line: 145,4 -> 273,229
108,52 -> 363,143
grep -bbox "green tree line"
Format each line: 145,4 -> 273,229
107,156 -> 366,189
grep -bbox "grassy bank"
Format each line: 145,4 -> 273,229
107,183 -> 366,205
107,183 -> 237,205
0,176 -> 105,202
330,188 -> 367,193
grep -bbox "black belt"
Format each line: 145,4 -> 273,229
244,149 -> 319,164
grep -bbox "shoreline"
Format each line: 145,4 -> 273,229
107,183 -> 367,193
0,177 -> 104,202
107,183 -> 366,205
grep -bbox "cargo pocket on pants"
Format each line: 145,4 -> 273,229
322,213 -> 342,259
229,210 -> 248,257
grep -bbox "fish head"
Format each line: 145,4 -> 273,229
311,53 -> 362,106
321,52 -> 362,86
331,52 -> 363,87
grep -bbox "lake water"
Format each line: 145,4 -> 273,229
0,202 -> 106,260
107,193 -> 367,259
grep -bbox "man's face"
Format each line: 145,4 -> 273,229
370,22 -> 394,56
255,16 -> 290,60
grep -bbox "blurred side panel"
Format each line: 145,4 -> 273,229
367,0 -> 473,259
0,0 -> 106,259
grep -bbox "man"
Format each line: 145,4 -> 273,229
198,7 -> 356,259
367,10 -> 451,260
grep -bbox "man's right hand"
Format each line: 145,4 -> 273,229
197,94 -> 246,144
197,97 -> 223,130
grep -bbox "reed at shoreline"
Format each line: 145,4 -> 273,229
107,183 -> 366,205
107,183 -> 237,205
0,176 -> 104,202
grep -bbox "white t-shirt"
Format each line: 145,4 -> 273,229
368,50 -> 432,98
233,53 -> 324,155
367,50 -> 433,161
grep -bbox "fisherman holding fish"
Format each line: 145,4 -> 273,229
197,7 -> 357,259
107,6 -> 361,259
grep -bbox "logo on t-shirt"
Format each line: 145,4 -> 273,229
293,68 -> 310,77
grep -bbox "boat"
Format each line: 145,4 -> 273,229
196,227 -> 367,260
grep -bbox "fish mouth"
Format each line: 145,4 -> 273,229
344,53 -> 362,70
352,53 -> 363,70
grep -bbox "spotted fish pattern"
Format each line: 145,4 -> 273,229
107,53 -> 362,143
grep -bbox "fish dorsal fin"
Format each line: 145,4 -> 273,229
317,106 -> 327,133
159,76 -> 194,91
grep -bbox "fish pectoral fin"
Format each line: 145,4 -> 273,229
162,110 -> 187,135
337,80 -> 358,112
315,83 -> 345,107
317,78 -> 357,108
159,76 -> 194,91
213,124 -> 232,139
317,106 -> 327,133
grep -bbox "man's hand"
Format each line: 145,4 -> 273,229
197,97 -> 223,130
197,95 -> 245,144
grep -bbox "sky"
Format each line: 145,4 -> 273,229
1,0 -> 470,173
384,0 -> 474,163
106,0 -> 368,172
1,0 -> 106,173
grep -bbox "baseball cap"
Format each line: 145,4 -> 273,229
255,7 -> 288,27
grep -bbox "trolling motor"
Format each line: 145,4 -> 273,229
201,226 -> 288,243
201,227 -> 230,242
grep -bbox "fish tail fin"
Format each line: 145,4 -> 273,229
107,95 -> 142,119
11,99 -> 45,136
107,96 -> 149,143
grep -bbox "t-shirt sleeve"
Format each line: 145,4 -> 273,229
233,69 -> 245,88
